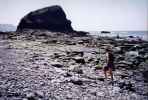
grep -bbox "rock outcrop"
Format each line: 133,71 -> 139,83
17,5 -> 73,32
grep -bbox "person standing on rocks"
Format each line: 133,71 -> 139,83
103,46 -> 114,81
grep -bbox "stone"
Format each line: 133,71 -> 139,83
22,98 -> 28,100
66,51 -> 84,57
64,72 -> 73,77
70,78 -> 83,85
118,81 -> 135,92
126,51 -> 139,57
112,86 -> 121,94
53,53 -> 62,58
50,61 -> 63,68
69,65 -> 83,74
26,92 -> 37,100
116,55 -> 124,62
6,92 -> 20,97
97,91 -> 105,97
116,61 -> 132,69
17,5 -> 73,32
35,91 -> 44,98
26,92 -> 35,98
143,71 -> 148,82
43,39 -> 57,44
73,57 -> 85,64
114,47 -> 122,52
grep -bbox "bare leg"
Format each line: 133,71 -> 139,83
104,70 -> 107,79
109,68 -> 113,81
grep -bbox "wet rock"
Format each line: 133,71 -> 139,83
73,57 -> 85,64
6,92 -> 20,97
70,78 -> 83,85
66,51 -> 84,57
0,92 -> 2,97
97,91 -> 105,97
118,81 -> 135,92
116,61 -> 132,69
120,74 -> 129,79
51,61 -> 63,68
114,46 -> 122,53
74,68 -> 83,74
87,57 -> 94,63
126,51 -> 139,57
42,39 -> 57,44
23,98 -> 28,100
116,55 -> 124,62
69,65 -> 83,74
35,91 -> 44,98
143,71 -> 148,82
64,72 -> 73,77
25,91 -> 44,100
66,93 -> 73,99
53,53 -> 63,58
77,40 -> 84,44
64,40 -> 76,45
112,86 -> 121,94
26,92 -> 36,100
130,44 -> 142,51
139,48 -> 148,56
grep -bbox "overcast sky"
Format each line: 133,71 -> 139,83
0,0 -> 147,31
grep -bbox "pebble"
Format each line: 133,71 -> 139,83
0,35 -> 148,100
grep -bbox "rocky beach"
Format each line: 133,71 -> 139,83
0,4 -> 148,100
0,30 -> 148,100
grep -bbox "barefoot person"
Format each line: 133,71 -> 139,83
103,47 -> 114,81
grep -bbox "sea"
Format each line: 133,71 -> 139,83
90,31 -> 148,41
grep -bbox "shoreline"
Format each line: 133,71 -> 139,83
0,31 -> 148,100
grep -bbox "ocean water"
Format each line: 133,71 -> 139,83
90,31 -> 148,41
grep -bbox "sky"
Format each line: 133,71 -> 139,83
0,0 -> 147,31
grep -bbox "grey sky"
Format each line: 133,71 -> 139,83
0,0 -> 147,31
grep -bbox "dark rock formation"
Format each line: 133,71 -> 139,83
17,5 -> 73,32
101,31 -> 111,34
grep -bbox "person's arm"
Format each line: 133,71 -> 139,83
106,53 -> 109,64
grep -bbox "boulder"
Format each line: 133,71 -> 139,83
17,5 -> 73,32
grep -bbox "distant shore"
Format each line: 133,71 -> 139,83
90,31 -> 148,41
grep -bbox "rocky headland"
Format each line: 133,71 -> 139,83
17,5 -> 73,33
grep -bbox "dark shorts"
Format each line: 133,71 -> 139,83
104,62 -> 114,71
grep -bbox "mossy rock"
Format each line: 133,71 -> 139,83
94,64 -> 103,70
